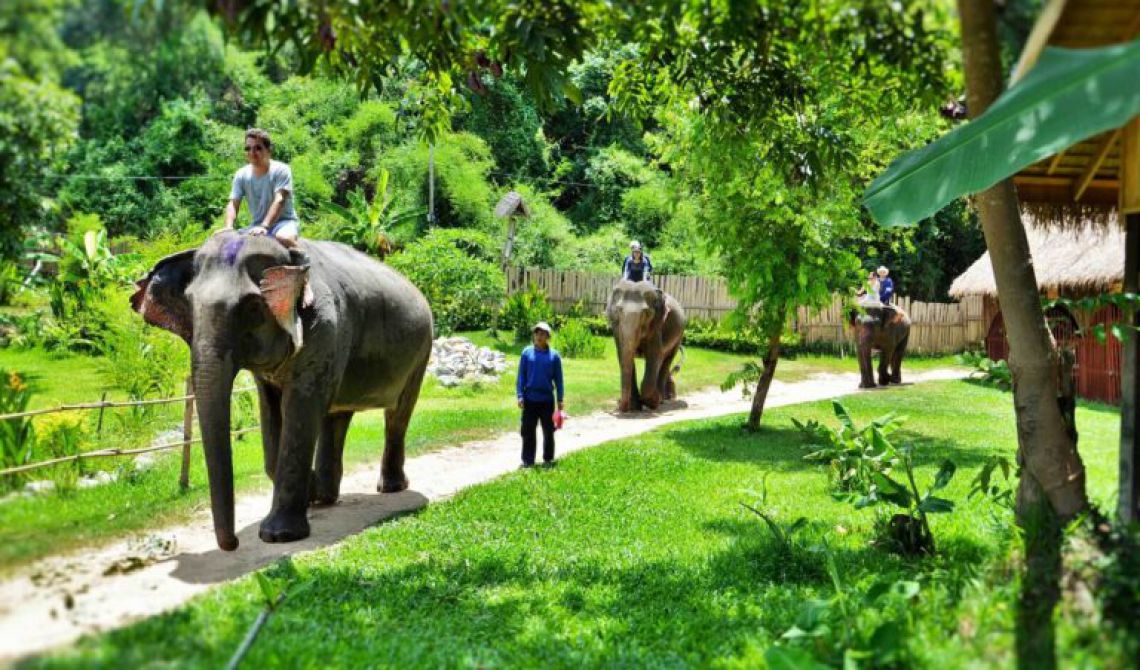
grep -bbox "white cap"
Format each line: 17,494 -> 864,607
877,266 -> 889,276
630,240 -> 641,250
533,322 -> 553,335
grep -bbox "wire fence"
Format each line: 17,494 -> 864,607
0,379 -> 260,486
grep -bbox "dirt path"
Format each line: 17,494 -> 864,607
0,369 -> 964,663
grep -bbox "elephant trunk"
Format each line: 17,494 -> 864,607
616,321 -> 642,411
193,345 -> 239,551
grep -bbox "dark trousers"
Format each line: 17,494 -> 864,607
520,400 -> 555,465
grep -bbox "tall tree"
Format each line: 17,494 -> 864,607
956,1 -> 1088,666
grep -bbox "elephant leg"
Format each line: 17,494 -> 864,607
260,386 -> 328,543
312,412 -> 352,506
891,333 -> 909,384
857,343 -> 876,388
660,349 -> 678,400
878,345 -> 894,386
379,360 -> 427,493
256,379 -> 283,482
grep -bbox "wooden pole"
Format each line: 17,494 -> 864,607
1118,116 -> 1140,522
180,377 -> 194,490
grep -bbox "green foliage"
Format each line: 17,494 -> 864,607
795,401 -> 906,494
0,371 -> 35,482
97,295 -> 188,402
740,473 -> 808,557
767,547 -> 922,668
571,145 -> 656,231
459,77 -> 551,180
957,351 -> 1013,391
796,401 -> 957,555
497,283 -> 554,344
377,133 -> 497,237
386,230 -> 505,334
968,454 -> 1016,510
555,318 -> 604,359
321,170 -> 425,257
0,262 -> 22,306
0,58 -> 80,259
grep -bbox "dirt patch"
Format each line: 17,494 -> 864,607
0,369 -> 964,663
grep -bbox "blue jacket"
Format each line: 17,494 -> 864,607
516,345 -> 564,403
879,277 -> 894,304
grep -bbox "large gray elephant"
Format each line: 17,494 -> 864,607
606,280 -> 686,412
850,305 -> 911,388
131,231 -> 433,551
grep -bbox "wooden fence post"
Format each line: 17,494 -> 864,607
180,376 -> 194,490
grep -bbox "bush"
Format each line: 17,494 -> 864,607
556,319 -> 605,359
957,351 -> 1012,390
0,371 -> 35,488
497,283 -> 554,343
387,230 -> 505,333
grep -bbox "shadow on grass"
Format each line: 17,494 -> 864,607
668,423 -> 820,471
169,490 -> 429,585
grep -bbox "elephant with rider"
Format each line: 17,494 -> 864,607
606,279 -> 686,411
132,231 -> 433,551
850,305 -> 911,388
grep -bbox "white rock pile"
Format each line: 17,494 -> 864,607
428,337 -> 509,387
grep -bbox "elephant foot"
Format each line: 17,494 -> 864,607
310,474 -> 340,506
890,378 -> 902,385
859,381 -> 877,389
258,511 -> 310,544
378,474 -> 409,493
618,399 -> 631,412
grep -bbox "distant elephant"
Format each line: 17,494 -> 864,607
606,280 -> 686,411
131,232 -> 433,551
850,305 -> 911,388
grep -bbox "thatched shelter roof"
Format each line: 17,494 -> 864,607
1011,0 -> 1140,226
948,217 -> 1124,298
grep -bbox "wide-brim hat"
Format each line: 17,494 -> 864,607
533,322 -> 553,335
877,266 -> 889,276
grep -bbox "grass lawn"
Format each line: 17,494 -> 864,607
22,381 -> 1127,669
0,335 -> 964,572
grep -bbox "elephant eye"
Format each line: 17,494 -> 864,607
238,295 -> 266,327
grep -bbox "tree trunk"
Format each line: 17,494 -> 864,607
957,2 -> 1089,667
746,332 -> 782,430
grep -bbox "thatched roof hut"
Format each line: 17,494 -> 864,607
948,218 -> 1124,299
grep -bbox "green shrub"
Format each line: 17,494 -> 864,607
556,319 -> 605,359
0,371 -> 35,488
957,351 -> 1012,390
497,283 -> 554,343
795,401 -> 957,555
387,230 -> 505,333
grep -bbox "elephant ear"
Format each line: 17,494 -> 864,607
655,288 -> 670,330
130,249 -> 197,344
259,265 -> 312,353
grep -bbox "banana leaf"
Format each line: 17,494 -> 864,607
864,40 -> 1140,227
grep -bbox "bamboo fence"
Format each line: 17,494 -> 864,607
506,267 -> 737,320
0,381 -> 259,485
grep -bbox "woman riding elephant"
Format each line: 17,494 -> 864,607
131,231 -> 433,551
606,279 -> 685,411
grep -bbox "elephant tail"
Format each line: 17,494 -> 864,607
672,345 -> 686,375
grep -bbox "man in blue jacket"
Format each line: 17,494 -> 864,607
516,322 -> 565,468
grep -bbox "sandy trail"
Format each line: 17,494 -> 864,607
0,369 -> 964,663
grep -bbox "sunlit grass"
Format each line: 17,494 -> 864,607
26,381 -> 1124,668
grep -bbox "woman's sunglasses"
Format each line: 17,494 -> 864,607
244,144 -> 266,153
